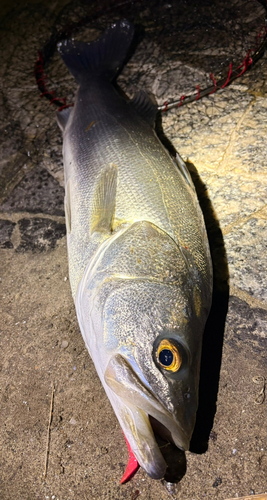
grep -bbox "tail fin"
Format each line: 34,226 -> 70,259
58,20 -> 134,84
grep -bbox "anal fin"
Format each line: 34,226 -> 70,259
90,164 -> 118,235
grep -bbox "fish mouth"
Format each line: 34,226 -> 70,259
104,354 -> 191,479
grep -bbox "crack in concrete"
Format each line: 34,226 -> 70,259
230,285 -> 267,312
0,155 -> 36,205
0,212 -> 65,223
217,96 -> 256,174
222,204 -> 267,235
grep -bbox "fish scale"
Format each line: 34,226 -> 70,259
57,20 -> 213,482
63,79 -> 209,297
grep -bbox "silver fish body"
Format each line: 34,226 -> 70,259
57,20 -> 213,480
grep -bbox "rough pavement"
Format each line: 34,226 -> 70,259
0,1 -> 266,499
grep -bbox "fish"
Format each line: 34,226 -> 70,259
57,20 -> 213,481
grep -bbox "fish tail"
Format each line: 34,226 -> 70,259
57,20 -> 134,84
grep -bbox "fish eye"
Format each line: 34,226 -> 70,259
156,339 -> 182,372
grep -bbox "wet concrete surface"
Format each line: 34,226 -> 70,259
0,0 -> 266,499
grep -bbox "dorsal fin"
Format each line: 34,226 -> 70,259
57,107 -> 72,132
130,90 -> 158,126
174,152 -> 194,188
90,164 -> 118,235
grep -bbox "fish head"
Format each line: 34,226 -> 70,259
102,279 -> 207,479
76,221 -> 212,479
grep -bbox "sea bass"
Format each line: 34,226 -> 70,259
57,20 -> 213,481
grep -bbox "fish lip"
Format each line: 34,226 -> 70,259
104,354 -> 191,478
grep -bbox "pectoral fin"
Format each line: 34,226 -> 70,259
90,164 -> 118,235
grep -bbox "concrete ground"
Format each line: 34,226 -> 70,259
0,0 -> 266,499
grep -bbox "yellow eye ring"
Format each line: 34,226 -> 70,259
156,339 -> 182,372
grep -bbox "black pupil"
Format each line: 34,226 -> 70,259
159,349 -> 173,366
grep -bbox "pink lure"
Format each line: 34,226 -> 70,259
120,436 -> 140,484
